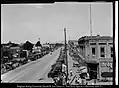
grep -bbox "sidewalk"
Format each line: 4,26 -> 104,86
67,50 -> 80,85
87,80 -> 113,85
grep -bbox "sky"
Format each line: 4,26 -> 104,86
1,2 -> 113,44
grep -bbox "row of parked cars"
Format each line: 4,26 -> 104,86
1,57 -> 28,74
1,49 -> 51,75
1,46 -> 59,75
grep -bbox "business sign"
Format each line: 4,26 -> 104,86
100,61 -> 113,69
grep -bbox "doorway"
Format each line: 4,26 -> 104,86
87,63 -> 99,79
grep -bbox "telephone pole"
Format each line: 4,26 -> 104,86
64,28 -> 68,84
90,4 -> 92,36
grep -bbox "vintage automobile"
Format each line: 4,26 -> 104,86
5,61 -> 14,70
73,63 -> 80,67
12,62 -> 19,69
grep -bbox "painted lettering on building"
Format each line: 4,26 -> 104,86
100,61 -> 113,69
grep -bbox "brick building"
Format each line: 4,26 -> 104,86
78,35 -> 113,81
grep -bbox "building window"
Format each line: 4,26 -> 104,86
92,47 -> 96,56
109,43 -> 113,45
111,47 -> 113,57
90,43 -> 96,45
99,43 -> 106,45
100,47 -> 105,57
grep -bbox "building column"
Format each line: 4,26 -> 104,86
97,64 -> 100,80
99,62 -> 101,80
106,42 -> 109,58
96,42 -> 99,58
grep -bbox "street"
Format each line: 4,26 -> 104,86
1,48 -> 60,83
1,3 -> 115,86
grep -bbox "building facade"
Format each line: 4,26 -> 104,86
78,35 -> 113,81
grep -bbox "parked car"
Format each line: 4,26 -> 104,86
20,58 -> 28,64
12,62 -> 19,69
5,62 -> 13,70
73,63 -> 80,67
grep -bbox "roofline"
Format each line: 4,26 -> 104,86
78,35 -> 113,42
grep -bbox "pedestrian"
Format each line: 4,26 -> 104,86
94,79 -> 96,84
62,63 -> 67,73
85,72 -> 90,80
77,77 -> 82,85
67,80 -> 70,85
81,79 -> 86,85
70,69 -> 73,77
87,72 -> 90,79
91,81 -> 94,85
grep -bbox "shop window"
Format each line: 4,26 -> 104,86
92,47 -> 96,56
100,47 -> 105,57
110,47 -> 113,57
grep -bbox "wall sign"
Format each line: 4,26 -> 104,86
100,61 -> 113,69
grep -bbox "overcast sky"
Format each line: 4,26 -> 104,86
1,2 -> 113,44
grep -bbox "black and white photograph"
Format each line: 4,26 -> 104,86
1,1 -> 117,87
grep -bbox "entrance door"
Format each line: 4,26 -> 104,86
87,63 -> 99,79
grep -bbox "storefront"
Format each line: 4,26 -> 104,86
78,35 -> 113,81
99,58 -> 113,81
84,59 -> 99,80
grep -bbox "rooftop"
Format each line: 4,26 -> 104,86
78,35 -> 113,42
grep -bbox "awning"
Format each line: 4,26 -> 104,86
101,72 -> 113,77
84,59 -> 99,64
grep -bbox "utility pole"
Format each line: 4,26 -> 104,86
90,4 -> 92,36
64,28 -> 68,85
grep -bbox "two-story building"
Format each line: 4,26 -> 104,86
78,35 -> 113,81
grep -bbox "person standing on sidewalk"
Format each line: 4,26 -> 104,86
77,76 -> 82,85
69,69 -> 73,77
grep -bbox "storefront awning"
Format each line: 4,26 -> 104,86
101,72 -> 113,77
84,59 -> 99,64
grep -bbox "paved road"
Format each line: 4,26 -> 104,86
1,49 -> 60,83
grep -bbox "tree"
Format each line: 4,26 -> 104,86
23,41 -> 33,51
35,41 -> 42,47
10,43 -> 19,47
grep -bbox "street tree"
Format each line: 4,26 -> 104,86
35,41 -> 42,47
23,41 -> 33,52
